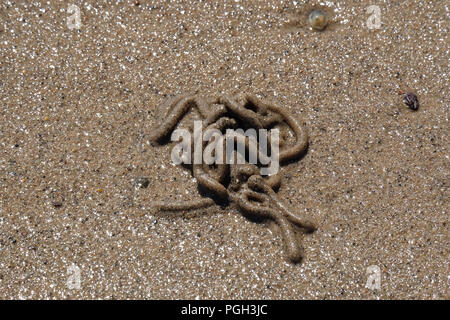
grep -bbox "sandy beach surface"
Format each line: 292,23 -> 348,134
0,0 -> 448,299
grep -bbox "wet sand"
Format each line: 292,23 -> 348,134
0,0 -> 448,299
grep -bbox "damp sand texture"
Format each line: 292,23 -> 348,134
0,1 -> 448,299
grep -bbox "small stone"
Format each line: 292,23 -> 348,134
309,9 -> 328,31
135,177 -> 150,188
403,92 -> 419,111
51,201 -> 63,208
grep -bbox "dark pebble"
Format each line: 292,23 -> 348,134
135,177 -> 150,188
403,92 -> 419,111
51,201 -> 63,208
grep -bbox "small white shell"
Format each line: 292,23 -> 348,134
308,9 -> 328,31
